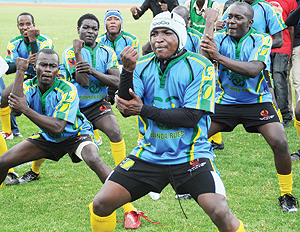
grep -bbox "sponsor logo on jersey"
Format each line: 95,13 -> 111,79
68,58 -> 76,67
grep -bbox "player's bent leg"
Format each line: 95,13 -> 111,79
79,143 -> 112,183
257,122 -> 291,174
90,202 -> 116,232
208,121 -> 227,139
257,122 -> 298,212
197,193 -> 241,232
93,180 -> 132,216
94,115 -> 123,142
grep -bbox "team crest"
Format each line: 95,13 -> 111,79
120,158 -> 135,171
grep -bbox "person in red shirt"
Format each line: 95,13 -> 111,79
265,0 -> 298,127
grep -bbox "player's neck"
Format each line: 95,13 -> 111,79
107,31 -> 121,42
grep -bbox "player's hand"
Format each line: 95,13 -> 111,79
73,39 -> 85,53
200,34 -> 220,60
15,57 -> 29,71
27,27 -> 40,42
27,52 -> 36,65
130,6 -> 141,16
120,46 -> 139,72
216,19 -> 226,31
116,88 -> 143,116
204,8 -> 219,22
8,93 -> 27,114
76,61 -> 92,74
159,2 -> 168,11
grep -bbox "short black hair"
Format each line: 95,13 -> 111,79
17,12 -> 34,24
232,2 -> 254,20
35,49 -> 59,64
77,13 -> 99,29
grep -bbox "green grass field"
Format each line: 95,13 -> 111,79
0,3 -> 300,232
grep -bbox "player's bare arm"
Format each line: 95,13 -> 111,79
199,8 -> 219,59
88,66 -> 120,88
202,35 -> 265,77
116,88 -> 143,116
159,2 -> 168,11
73,38 -> 90,87
8,57 -> 28,115
120,46 -> 139,72
9,92 -> 67,137
271,31 -> 283,49
27,27 -> 40,43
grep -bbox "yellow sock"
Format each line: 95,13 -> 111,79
89,203 -> 116,232
0,133 -> 14,174
278,172 -> 293,196
0,106 -> 12,133
110,139 -> 126,166
236,220 -> 245,232
217,220 -> 245,232
122,203 -> 136,213
94,130 -> 100,141
209,132 -> 222,143
110,140 -> 135,213
31,158 -> 46,174
294,119 -> 300,139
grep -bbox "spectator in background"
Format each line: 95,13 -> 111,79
287,2 -> 300,160
265,0 -> 298,128
184,0 -> 222,34
132,0 -> 179,55
130,0 -> 179,20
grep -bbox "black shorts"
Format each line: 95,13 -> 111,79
211,102 -> 282,133
80,100 -> 114,125
27,133 -> 96,163
108,155 -> 226,202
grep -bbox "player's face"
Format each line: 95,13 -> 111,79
78,19 -> 99,47
106,16 -> 121,34
17,15 -> 35,38
150,29 -> 178,59
35,53 -> 59,90
227,5 -> 252,41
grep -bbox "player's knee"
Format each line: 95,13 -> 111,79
210,203 -> 231,224
270,136 -> 289,153
106,128 -> 122,142
81,144 -> 101,164
92,195 -> 114,217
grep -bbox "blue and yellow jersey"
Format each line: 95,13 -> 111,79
62,43 -> 119,108
186,27 -> 203,53
23,77 -> 94,143
5,34 -> 53,77
97,31 -> 139,65
131,51 -> 215,165
222,0 -> 287,35
214,27 -> 273,104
